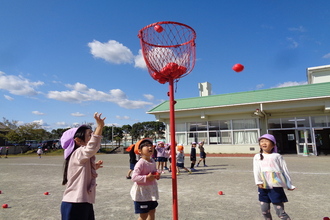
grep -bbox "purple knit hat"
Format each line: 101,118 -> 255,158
61,127 -> 79,159
258,134 -> 278,153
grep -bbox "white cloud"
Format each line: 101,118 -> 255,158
71,112 -> 85,117
288,26 -> 306,32
144,94 -> 154,100
32,111 -> 45,115
116,115 -> 130,120
286,37 -> 298,48
47,82 -> 153,109
88,40 -> 134,64
56,121 -> 68,127
134,49 -> 147,69
322,53 -> 330,59
4,95 -> 14,101
256,84 -> 265,90
33,119 -> 47,126
0,71 -> 43,96
273,81 -> 307,88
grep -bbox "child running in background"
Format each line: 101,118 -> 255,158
176,144 -> 191,175
126,144 -> 139,179
253,134 -> 295,220
155,141 -> 166,173
37,147 -> 43,158
131,138 -> 160,220
60,112 -> 105,220
190,142 -> 197,171
196,141 -> 207,167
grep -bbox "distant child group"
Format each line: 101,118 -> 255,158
59,112 -> 295,220
127,140 -> 208,179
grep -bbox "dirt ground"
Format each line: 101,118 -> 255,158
0,153 -> 329,220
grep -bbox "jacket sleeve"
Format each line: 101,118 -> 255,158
131,161 -> 147,183
279,156 -> 295,189
77,135 -> 101,164
253,155 -> 263,185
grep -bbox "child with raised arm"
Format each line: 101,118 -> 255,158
253,134 -> 295,220
131,138 -> 160,220
60,112 -> 105,220
196,141 -> 207,167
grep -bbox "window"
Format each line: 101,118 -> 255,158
311,116 -> 327,127
208,121 -> 219,131
220,120 -> 231,130
296,117 -> 310,128
175,133 -> 186,145
176,123 -> 186,132
233,119 -> 257,129
281,118 -> 295,128
268,118 -> 281,129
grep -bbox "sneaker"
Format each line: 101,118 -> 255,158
204,165 -> 208,167
126,176 -> 131,179
191,168 -> 197,172
188,171 -> 192,174
164,166 -> 168,170
196,164 -> 199,167
176,172 -> 180,175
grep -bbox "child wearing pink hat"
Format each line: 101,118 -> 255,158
253,134 -> 295,220
60,112 -> 105,220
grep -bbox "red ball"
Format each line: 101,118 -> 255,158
232,63 -> 244,72
44,192 -> 49,195
2,204 -> 8,208
323,217 -> 330,220
218,191 -> 223,195
152,172 -> 160,180
154,25 -> 164,33
0,190 -> 2,194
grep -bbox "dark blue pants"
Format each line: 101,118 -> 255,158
61,202 -> 95,220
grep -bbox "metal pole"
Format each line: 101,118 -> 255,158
169,78 -> 178,220
112,125 -> 114,148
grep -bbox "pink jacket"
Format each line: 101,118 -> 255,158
62,135 -> 101,204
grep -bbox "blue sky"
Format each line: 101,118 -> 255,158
1,0 -> 330,130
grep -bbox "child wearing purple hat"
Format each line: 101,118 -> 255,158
60,112 -> 105,220
253,134 -> 295,220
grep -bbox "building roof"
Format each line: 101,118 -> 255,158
148,81 -> 330,113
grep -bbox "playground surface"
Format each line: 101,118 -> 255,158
0,153 -> 329,220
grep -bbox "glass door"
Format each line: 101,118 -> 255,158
295,129 -> 314,155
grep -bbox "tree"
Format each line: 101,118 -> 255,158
122,124 -> 132,144
2,117 -> 18,130
50,128 -> 69,140
130,122 -> 144,142
130,121 -> 165,142
3,122 -> 51,144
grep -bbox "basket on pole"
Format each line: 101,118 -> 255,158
138,21 -> 196,83
138,21 -> 196,220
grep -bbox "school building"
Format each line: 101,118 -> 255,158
147,64 -> 330,155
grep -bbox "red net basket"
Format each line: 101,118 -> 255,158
138,21 -> 196,84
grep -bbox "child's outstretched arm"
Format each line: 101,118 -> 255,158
94,112 -> 106,136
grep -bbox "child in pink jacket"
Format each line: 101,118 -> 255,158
60,112 -> 105,220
